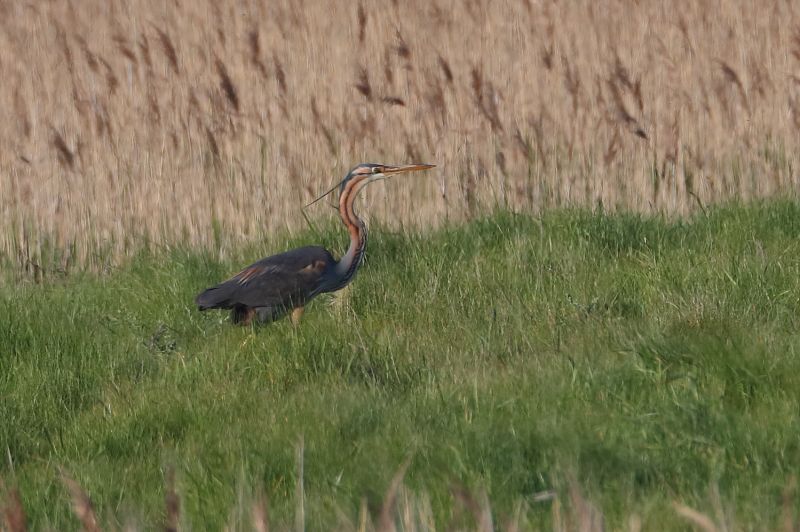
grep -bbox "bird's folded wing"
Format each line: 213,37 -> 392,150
225,258 -> 328,308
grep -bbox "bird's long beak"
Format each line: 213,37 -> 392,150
381,163 -> 436,176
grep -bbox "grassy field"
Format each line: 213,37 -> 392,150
3,200 -> 800,529
4,1 -> 800,529
3,0 -> 800,271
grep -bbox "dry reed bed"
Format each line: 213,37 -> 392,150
1,0 -> 799,272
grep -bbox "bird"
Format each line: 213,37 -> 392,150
195,162 -> 436,326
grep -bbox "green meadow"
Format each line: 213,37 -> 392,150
2,201 -> 800,529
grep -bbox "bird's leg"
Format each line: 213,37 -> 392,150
290,306 -> 305,327
240,307 -> 256,326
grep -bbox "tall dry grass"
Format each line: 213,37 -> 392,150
4,470 -> 796,531
1,0 -> 800,271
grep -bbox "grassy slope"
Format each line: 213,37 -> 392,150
2,201 -> 800,529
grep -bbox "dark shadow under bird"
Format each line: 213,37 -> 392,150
195,163 -> 435,326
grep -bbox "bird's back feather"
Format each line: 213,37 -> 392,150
196,246 -> 335,311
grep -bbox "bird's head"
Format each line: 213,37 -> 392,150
339,163 -> 436,196
304,163 -> 436,209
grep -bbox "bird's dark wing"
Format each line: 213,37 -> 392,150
196,246 -> 334,310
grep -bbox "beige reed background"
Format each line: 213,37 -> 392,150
1,0 -> 799,271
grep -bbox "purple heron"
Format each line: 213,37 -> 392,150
195,163 -> 436,326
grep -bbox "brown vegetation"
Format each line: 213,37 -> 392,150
4,470 -> 796,531
1,0 -> 799,270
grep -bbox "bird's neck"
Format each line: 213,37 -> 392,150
335,218 -> 367,282
334,181 -> 369,285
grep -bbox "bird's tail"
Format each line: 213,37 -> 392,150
195,283 -> 236,310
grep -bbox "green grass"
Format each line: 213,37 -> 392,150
3,201 -> 800,529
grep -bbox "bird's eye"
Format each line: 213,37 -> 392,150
372,167 -> 381,174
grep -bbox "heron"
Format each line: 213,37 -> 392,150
195,163 -> 436,326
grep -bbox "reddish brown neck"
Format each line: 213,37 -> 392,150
334,176 -> 369,284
